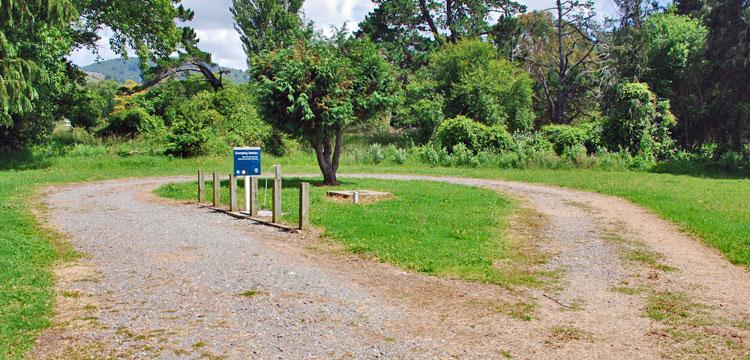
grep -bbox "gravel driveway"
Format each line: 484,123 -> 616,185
31,175 -> 750,359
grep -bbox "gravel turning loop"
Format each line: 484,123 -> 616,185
31,175 -> 750,359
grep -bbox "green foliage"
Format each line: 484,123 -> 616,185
251,35 -> 398,183
433,116 -> 486,153
427,40 -> 534,133
604,82 -> 677,159
51,126 -> 97,146
74,0 -> 193,64
231,0 -> 306,58
541,123 -> 600,155
393,79 -> 445,144
641,13 -> 708,97
164,109 -> 210,157
163,85 -> 273,157
102,108 -> 164,137
2,0 -> 195,150
67,80 -> 119,129
702,0 -> 750,150
433,115 -> 513,154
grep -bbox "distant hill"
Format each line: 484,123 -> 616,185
81,57 -> 250,85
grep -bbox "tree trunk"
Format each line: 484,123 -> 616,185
312,130 -> 341,186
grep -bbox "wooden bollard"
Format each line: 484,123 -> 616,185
299,182 -> 309,230
198,170 -> 205,203
212,172 -> 220,207
272,165 -> 282,223
229,174 -> 238,212
246,176 -> 259,216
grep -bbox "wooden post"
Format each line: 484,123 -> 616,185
229,174 -> 238,212
212,172 -> 220,207
272,165 -> 282,223
250,176 -> 259,216
299,182 -> 309,230
198,170 -> 205,203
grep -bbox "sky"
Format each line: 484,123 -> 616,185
69,0 -> 621,70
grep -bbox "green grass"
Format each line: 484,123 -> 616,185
332,161 -> 750,267
1,150 -> 750,357
157,178 -> 524,284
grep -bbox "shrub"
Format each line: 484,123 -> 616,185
66,144 -> 108,157
164,107 -> 217,157
383,144 -> 408,164
603,82 -> 676,159
428,39 -> 535,133
102,108 -> 163,137
542,123 -> 599,155
52,127 -> 97,146
450,143 -> 479,167
562,143 -> 588,162
513,132 -> 555,155
433,116 -> 485,153
419,144 -> 450,167
215,103 -> 272,149
367,143 -> 386,164
482,125 -> 514,153
394,81 -> 445,144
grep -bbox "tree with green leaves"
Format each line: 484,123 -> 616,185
251,35 -> 398,184
74,0 -> 194,67
639,11 -> 707,147
603,82 -> 676,159
1,0 -> 77,149
231,0 -> 306,61
2,0 -> 196,149
357,0 -> 526,72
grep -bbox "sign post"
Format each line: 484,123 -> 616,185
233,147 -> 262,215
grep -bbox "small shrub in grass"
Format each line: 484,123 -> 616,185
52,127 -> 97,146
513,132 -> 555,154
562,143 -> 588,163
542,123 -> 597,155
450,144 -> 479,167
419,144 -> 450,167
384,144 -> 408,164
594,150 -> 632,171
66,144 -> 108,157
165,113 -> 210,157
367,144 -> 386,164
629,153 -> 657,171
524,151 -> 568,170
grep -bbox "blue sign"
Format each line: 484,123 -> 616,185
233,147 -> 261,176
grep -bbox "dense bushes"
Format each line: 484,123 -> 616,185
433,116 -> 513,154
542,122 -> 601,155
395,40 -> 534,142
603,82 -> 676,160
101,108 -> 164,137
165,86 -> 273,157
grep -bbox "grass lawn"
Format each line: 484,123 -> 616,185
1,151 -> 749,357
156,178 -> 533,285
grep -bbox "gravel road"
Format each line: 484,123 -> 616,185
31,175 -> 750,359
